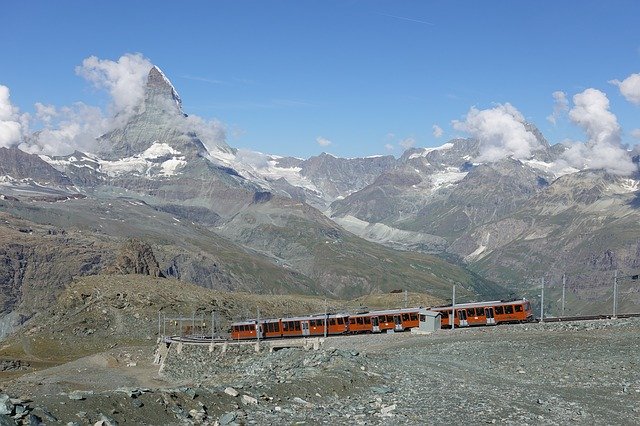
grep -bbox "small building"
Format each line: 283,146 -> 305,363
413,309 -> 441,333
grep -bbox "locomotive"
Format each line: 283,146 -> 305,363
230,299 -> 533,340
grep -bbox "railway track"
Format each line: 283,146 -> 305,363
163,313 -> 640,345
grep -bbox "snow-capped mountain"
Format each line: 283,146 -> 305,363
2,64 -> 639,324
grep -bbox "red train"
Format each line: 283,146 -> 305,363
230,299 -> 533,340
431,299 -> 533,327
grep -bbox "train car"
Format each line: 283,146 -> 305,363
230,320 -> 258,340
348,312 -> 374,333
281,316 -> 326,338
325,314 -> 350,335
260,318 -> 282,339
434,299 -> 532,328
233,314 -> 350,340
349,308 -> 421,333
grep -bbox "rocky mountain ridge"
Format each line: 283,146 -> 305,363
0,67 -> 505,338
1,64 -> 639,337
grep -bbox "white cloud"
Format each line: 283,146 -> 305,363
75,53 -> 153,119
235,148 -> 270,169
562,88 -> 635,175
182,114 -> 228,153
452,103 -> 539,162
399,137 -> 416,150
0,85 -> 27,148
384,143 -> 395,151
316,136 -> 332,147
569,88 -> 621,146
610,73 -> 640,105
432,124 -> 443,138
631,128 -> 640,139
546,91 -> 569,125
35,102 -> 57,125
19,102 -> 109,156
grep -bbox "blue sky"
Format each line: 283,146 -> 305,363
1,0 -> 639,159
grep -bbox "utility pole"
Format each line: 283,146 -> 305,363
613,270 -> 618,319
211,311 -> 216,343
256,308 -> 260,343
324,298 -> 328,338
561,274 -> 566,317
451,285 -> 456,330
540,278 -> 545,323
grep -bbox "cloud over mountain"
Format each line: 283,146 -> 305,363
547,91 -> 569,125
452,103 -> 539,162
0,85 -> 26,148
561,88 -> 635,175
75,53 -> 153,120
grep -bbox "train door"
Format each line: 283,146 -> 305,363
485,307 -> 496,325
256,323 -> 264,339
301,321 -> 310,336
457,310 -> 468,327
371,316 -> 380,333
394,315 -> 403,331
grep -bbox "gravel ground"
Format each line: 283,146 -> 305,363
0,318 -> 638,425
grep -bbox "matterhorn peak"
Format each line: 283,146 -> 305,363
144,65 -> 183,112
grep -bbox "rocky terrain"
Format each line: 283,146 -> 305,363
0,315 -> 637,425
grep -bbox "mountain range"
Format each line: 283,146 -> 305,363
1,66 -> 639,336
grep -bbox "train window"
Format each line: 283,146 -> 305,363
337,317 -> 344,325
387,315 -> 395,322
274,323 -> 280,332
329,318 -> 336,326
410,313 -> 418,321
364,317 -> 371,324
420,314 -> 426,322
466,308 -> 474,316
515,305 -> 523,312
402,314 -> 409,321
267,323 -> 273,332
440,312 -> 449,319
357,317 -> 363,324
295,322 -> 301,331
282,323 -> 288,332
476,308 -> 485,316
349,318 -> 356,324
505,305 -> 514,314
495,306 -> 504,315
